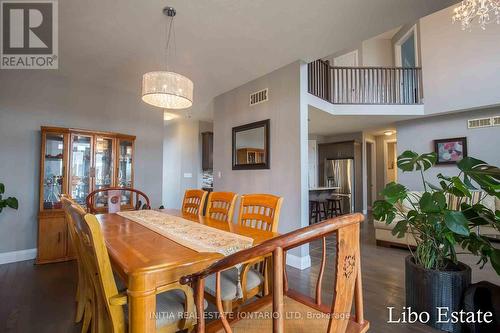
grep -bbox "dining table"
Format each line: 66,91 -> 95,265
96,209 -> 279,333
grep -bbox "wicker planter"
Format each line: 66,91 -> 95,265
405,256 -> 472,333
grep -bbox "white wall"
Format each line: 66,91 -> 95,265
361,38 -> 394,67
420,6 -> 500,114
162,119 -> 202,209
213,61 -> 310,267
0,71 -> 164,254
397,107 -> 500,190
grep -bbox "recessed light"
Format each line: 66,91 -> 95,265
384,130 -> 394,136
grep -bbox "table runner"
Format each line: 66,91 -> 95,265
116,210 -> 254,256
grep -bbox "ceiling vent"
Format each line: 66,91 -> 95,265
468,117 -> 492,129
249,88 -> 268,106
493,116 -> 500,126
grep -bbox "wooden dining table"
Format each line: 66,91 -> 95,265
96,209 -> 279,333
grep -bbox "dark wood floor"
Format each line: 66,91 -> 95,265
0,216 -> 497,333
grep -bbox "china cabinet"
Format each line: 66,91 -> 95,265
37,126 -> 135,264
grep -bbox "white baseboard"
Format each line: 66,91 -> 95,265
285,253 -> 311,270
0,248 -> 37,265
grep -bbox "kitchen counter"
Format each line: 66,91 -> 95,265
309,187 -> 341,191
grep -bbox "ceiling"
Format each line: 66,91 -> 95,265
52,0 -> 457,120
308,106 -> 419,136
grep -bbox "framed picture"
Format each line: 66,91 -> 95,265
434,137 -> 467,165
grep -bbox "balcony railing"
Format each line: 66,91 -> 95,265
308,59 -> 423,105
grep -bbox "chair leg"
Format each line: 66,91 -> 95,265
222,300 -> 233,313
81,300 -> 92,333
75,269 -> 86,323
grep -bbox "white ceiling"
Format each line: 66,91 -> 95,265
308,106 -> 419,136
53,0 -> 457,120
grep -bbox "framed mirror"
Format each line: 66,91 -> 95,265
232,119 -> 270,170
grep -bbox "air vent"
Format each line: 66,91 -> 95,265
249,88 -> 268,106
494,116 -> 500,126
468,117 -> 492,129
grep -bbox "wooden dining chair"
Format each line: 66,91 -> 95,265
85,187 -> 151,214
67,203 -> 198,333
182,189 -> 208,216
181,213 -> 369,333
203,194 -> 284,313
62,195 -> 91,332
237,194 -> 284,232
205,192 -> 238,223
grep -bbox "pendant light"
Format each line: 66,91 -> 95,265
142,7 -> 193,109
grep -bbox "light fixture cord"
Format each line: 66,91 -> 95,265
165,15 -> 175,70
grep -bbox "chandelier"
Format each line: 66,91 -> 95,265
452,0 -> 500,30
142,7 -> 193,109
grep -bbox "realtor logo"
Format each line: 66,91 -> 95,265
1,0 -> 58,69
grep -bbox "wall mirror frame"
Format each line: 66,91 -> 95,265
232,119 -> 270,170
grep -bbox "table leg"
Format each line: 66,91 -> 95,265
128,275 -> 157,333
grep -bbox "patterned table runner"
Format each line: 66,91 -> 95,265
116,210 -> 254,256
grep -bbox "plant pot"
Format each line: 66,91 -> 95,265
405,255 -> 472,333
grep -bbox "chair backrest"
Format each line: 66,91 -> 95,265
237,194 -> 283,232
205,192 -> 238,223
181,213 -> 367,333
182,189 -> 208,216
85,187 -> 150,214
67,202 -> 125,333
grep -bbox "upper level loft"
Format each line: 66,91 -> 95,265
306,24 -> 428,116
308,59 -> 423,105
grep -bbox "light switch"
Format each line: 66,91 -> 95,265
218,171 -> 222,178
183,173 -> 193,178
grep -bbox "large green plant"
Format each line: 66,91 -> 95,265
0,183 -> 18,213
373,151 -> 500,275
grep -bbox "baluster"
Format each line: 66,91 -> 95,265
315,237 -> 327,305
216,272 -> 232,333
273,247 -> 284,333
195,278 -> 205,333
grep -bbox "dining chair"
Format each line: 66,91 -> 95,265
67,202 -> 198,333
204,194 -> 284,313
85,187 -> 151,214
61,195 -> 90,331
182,189 -> 208,216
204,191 -> 238,223
181,213 -> 369,333
237,194 -> 284,232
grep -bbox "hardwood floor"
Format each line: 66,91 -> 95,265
0,215 -> 497,332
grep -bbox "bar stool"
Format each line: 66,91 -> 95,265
309,200 -> 328,224
327,196 -> 343,216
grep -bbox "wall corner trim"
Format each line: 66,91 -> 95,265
286,252 -> 311,270
0,248 -> 37,265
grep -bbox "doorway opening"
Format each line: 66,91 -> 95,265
394,25 -> 419,67
365,140 -> 376,211
384,140 -> 398,185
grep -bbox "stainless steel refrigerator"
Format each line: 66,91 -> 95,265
324,158 -> 354,213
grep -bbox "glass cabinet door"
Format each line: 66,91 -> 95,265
94,137 -> 114,190
117,139 -> 133,205
93,137 -> 114,209
42,133 -> 66,210
70,134 -> 92,205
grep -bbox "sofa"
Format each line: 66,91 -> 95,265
374,191 -> 500,248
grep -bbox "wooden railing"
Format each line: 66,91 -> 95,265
308,59 -> 423,105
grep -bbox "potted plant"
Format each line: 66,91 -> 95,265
0,183 -> 18,214
373,151 -> 500,333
